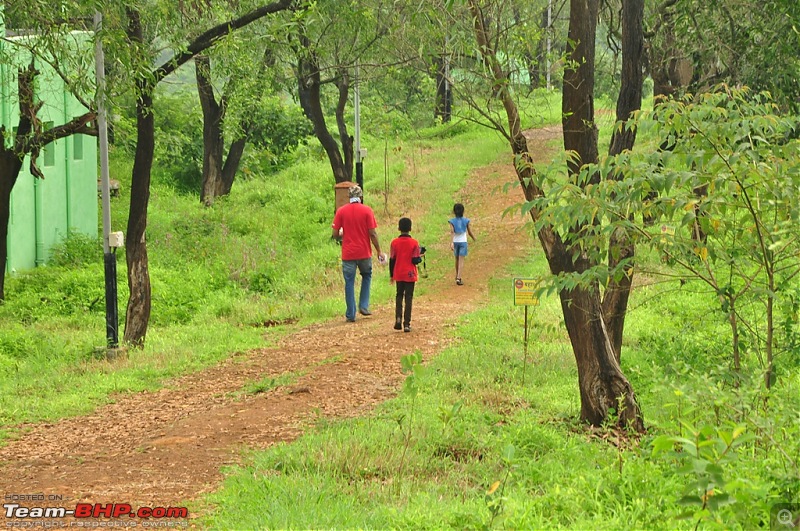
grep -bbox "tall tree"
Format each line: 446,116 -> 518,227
195,53 -> 248,205
290,0 -> 396,184
120,0 -> 295,346
463,0 -> 645,429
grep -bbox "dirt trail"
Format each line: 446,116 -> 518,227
0,127 -> 560,518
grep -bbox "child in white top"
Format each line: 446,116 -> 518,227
448,203 -> 476,285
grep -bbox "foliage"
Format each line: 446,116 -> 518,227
48,232 -> 104,268
522,87 -> 800,388
663,0 -> 800,111
152,91 -> 204,194
647,368 -> 800,529
204,249 -> 800,529
246,95 -> 314,170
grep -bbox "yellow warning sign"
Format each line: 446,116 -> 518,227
513,278 -> 540,306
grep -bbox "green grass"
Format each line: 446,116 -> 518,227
0,120 -> 509,430
204,249 -> 800,529
3,90 -> 798,529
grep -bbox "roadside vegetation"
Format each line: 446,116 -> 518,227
204,247 -> 800,530
200,97 -> 800,529
0,88 -> 555,429
1,82 -> 798,528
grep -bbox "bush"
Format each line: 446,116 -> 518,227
49,232 -> 103,267
152,91 -> 204,194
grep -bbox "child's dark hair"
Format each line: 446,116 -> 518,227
398,217 -> 412,232
453,203 -> 465,217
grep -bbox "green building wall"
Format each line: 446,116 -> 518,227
2,29 -> 98,274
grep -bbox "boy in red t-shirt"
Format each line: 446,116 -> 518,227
389,217 -> 425,332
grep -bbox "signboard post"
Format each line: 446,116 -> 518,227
513,278 -> 540,385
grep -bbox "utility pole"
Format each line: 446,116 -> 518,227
444,34 -> 451,121
353,60 -> 364,194
94,12 -> 120,353
546,0 -> 552,90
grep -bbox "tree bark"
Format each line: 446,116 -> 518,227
536,6 -> 550,89
123,9 -> 154,348
608,0 -> 643,157
0,154 -> 24,300
562,0 -> 599,177
221,137 -> 246,195
433,54 -> 451,122
603,0 -> 644,360
0,66 -> 32,301
469,0 -> 643,430
334,68 -> 354,178
297,40 -> 349,183
196,54 -> 227,205
561,286 -> 644,429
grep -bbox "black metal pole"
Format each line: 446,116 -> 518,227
356,160 -> 364,197
96,12 -> 119,352
104,252 -> 119,347
522,305 -> 528,386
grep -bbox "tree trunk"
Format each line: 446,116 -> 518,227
124,84 -> 154,347
123,10 -> 154,347
534,6 -> 550,90
562,286 -> 644,429
334,68 -> 354,179
434,54 -> 451,122
603,0 -> 644,360
196,54 -> 226,205
0,154 -> 24,300
297,37 -> 349,183
196,55 -> 248,205
562,0 -> 599,176
221,137 -> 246,195
1,68 -> 36,299
561,0 -> 636,423
469,0 -> 644,430
608,0 -> 643,157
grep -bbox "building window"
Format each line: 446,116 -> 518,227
43,121 -> 55,166
73,130 -> 83,161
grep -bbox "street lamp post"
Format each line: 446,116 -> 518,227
94,11 -> 119,351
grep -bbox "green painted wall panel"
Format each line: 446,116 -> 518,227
3,31 -> 98,274
67,134 -> 98,236
7,170 -> 36,273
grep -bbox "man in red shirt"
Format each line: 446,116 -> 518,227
389,217 -> 424,332
331,185 -> 384,322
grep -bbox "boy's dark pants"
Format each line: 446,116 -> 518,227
395,281 -> 415,326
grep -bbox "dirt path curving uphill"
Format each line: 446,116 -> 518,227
0,126 -> 560,521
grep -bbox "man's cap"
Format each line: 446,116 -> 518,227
348,185 -> 363,199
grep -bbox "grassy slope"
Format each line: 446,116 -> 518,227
205,251 -> 800,530
1,90 -> 797,528
204,106 -> 800,529
0,120 -> 508,429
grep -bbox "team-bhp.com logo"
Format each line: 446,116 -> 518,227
4,502 -> 188,527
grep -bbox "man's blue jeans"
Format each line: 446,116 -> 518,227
342,258 -> 372,321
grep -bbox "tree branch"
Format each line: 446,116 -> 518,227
154,0 -> 295,83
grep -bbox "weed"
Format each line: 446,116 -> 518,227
484,444 -> 516,529
397,351 -> 426,480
